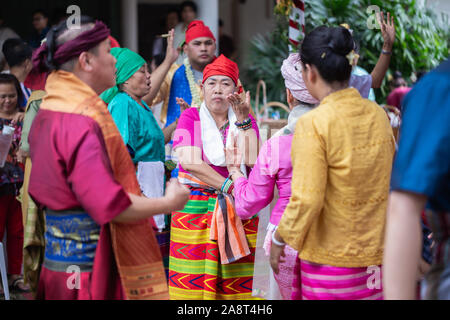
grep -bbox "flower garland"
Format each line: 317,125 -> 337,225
184,57 -> 203,109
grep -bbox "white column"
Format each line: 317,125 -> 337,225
195,0 -> 219,53
121,0 -> 138,52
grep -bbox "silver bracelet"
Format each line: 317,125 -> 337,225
271,227 -> 286,247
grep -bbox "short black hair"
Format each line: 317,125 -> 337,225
2,38 -> 33,68
0,73 -> 24,110
300,26 -> 355,83
180,1 -> 197,13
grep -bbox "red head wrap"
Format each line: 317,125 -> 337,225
185,20 -> 215,44
202,54 -> 239,85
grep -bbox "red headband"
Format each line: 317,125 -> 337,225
202,54 -> 239,85
32,20 -> 110,72
185,20 -> 215,44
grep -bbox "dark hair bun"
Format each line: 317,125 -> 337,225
300,26 -> 355,83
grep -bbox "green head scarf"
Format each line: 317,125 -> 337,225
100,47 -> 146,104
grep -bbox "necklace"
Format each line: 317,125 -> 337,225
184,57 -> 203,109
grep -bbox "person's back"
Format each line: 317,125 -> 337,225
387,86 -> 411,111
0,22 -> 20,71
296,88 -> 395,266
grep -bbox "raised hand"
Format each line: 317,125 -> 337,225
165,28 -> 179,65
378,11 -> 395,50
227,90 -> 251,123
176,97 -> 190,113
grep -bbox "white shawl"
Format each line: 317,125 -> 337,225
199,102 -> 247,174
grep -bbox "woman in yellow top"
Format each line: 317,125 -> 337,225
270,25 -> 395,300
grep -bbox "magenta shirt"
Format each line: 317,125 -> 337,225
234,134 -> 293,225
387,86 -> 412,110
28,110 -> 131,225
173,107 -> 259,178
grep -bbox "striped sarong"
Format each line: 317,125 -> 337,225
169,180 -> 259,300
299,260 -> 383,300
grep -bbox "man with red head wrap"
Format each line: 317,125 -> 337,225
163,20 -> 217,178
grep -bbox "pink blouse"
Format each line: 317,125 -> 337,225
173,107 -> 259,178
234,134 -> 293,225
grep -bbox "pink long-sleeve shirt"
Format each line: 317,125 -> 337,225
234,134 -> 293,225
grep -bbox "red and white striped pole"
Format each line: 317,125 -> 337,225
288,0 -> 305,51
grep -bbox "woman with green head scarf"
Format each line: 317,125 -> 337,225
100,47 -> 168,238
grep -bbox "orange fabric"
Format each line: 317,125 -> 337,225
178,171 -> 250,264
40,70 -> 169,299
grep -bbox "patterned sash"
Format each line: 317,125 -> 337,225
178,171 -> 251,264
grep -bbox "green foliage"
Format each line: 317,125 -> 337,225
243,15 -> 290,107
243,0 -> 449,105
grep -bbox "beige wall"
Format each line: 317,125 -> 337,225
219,0 -> 275,65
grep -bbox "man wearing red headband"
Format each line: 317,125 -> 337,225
163,20 -> 217,178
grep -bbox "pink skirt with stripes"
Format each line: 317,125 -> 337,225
293,260 -> 383,300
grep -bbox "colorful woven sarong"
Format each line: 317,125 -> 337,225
169,173 -> 259,300
299,260 -> 383,300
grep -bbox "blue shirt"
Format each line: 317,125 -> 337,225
390,58 -> 450,212
166,64 -> 192,127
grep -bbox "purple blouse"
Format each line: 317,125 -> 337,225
234,134 -> 293,225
